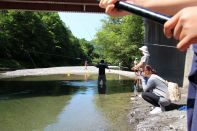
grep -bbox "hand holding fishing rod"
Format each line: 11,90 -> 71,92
114,1 -> 197,51
99,0 -> 171,25
131,68 -> 143,76
114,1 -> 171,25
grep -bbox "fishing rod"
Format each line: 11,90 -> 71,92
115,1 -> 171,25
114,2 -> 177,48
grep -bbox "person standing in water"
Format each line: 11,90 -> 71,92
96,60 -> 109,87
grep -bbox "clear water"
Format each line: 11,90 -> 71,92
0,74 -> 134,131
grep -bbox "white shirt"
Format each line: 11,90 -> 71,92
140,55 -> 149,65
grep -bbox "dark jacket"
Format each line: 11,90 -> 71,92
96,62 -> 109,75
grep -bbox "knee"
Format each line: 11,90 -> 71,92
159,98 -> 171,107
141,92 -> 146,99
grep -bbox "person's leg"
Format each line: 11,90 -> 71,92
188,67 -> 197,131
142,92 -> 160,107
103,75 -> 106,86
187,49 -> 197,131
158,97 -> 171,111
98,75 -> 101,86
134,84 -> 138,96
191,85 -> 197,131
187,82 -> 196,131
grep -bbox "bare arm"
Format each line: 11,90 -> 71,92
164,6 -> 197,51
132,61 -> 144,70
138,0 -> 197,15
141,76 -> 154,92
99,0 -> 197,16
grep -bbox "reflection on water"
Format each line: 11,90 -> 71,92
0,74 -> 134,131
45,92 -> 109,131
98,85 -> 107,94
97,75 -> 107,94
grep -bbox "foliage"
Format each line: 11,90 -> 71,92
79,38 -> 96,64
94,15 -> 144,69
0,11 -> 90,68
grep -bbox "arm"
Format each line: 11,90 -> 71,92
138,0 -> 197,15
131,56 -> 146,70
131,61 -> 144,70
105,64 -> 111,72
164,6 -> 197,51
106,64 -> 109,69
99,0 -> 197,16
141,77 -> 154,92
95,63 -> 99,68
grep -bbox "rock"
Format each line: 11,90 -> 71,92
180,115 -> 185,119
128,93 -> 187,131
130,111 -> 136,117
169,125 -> 174,129
130,97 -> 136,100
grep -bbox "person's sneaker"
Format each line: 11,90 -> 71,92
138,94 -> 142,98
150,106 -> 154,110
150,107 -> 162,114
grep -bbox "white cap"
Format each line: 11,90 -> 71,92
139,46 -> 149,56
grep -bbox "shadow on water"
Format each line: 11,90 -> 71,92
0,81 -> 133,101
0,80 -> 79,100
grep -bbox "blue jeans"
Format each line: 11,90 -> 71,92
187,45 -> 197,131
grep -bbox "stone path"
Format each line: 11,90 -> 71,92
0,66 -> 136,79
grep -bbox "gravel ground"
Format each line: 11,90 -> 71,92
128,87 -> 187,131
0,66 -> 136,79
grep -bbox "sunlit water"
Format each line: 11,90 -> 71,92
0,74 -> 135,131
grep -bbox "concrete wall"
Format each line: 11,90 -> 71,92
144,19 -> 186,86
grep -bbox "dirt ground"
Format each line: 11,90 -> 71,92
128,87 -> 187,131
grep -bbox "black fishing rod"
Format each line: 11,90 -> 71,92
115,1 -> 171,25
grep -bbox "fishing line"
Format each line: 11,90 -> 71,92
143,43 -> 177,48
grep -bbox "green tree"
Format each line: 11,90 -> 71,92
94,15 -> 144,69
0,11 -> 89,68
79,38 -> 96,63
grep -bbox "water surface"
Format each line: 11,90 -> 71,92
0,74 -> 134,131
